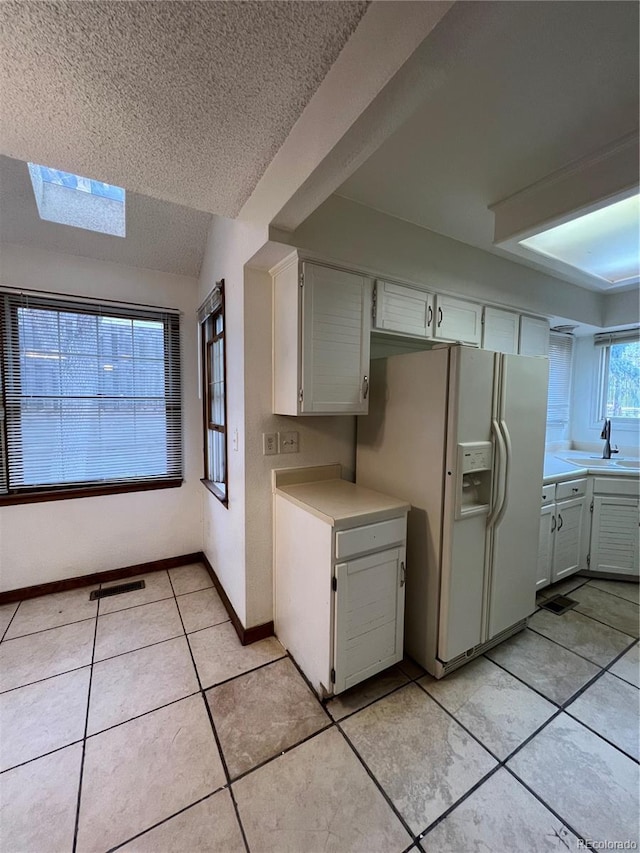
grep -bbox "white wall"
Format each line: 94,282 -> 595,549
197,216 -> 267,626
0,243 -> 202,592
290,195 -> 605,326
242,266 -> 356,626
602,288 -> 640,329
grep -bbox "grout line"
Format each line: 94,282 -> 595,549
561,709 -> 640,765
72,583 -> 101,853
336,720 -> 418,845
325,677 -> 413,724
526,622 -> 631,668
0,600 -> 22,642
0,661 -> 92,697
173,583 -> 216,599
482,653 -> 565,709
93,630 -> 185,666
97,595 -> 176,620
181,617 -> 232,637
1,614 -> 97,644
106,785 -> 229,852
199,654 -> 288,693
84,689 -> 202,741
571,606 -> 639,638
0,736 -> 85,776
583,579 -> 640,606
168,569 -> 251,853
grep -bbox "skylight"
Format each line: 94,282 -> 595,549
518,193 -> 639,286
28,163 -> 126,237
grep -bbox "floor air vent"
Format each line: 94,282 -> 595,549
539,594 -> 577,615
90,580 -> 146,601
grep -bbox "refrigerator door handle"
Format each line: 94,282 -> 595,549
493,419 -> 512,529
487,418 -> 506,529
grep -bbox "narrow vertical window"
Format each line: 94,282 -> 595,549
199,280 -> 227,504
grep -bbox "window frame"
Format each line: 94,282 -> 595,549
546,331 -> 574,435
0,290 -> 183,506
592,337 -> 640,431
200,280 -> 228,506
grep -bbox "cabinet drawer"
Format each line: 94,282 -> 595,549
556,478 -> 587,500
541,485 -> 555,506
335,516 -> 406,560
593,477 -> 640,498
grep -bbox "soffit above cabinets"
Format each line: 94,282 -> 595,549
335,1 -> 639,293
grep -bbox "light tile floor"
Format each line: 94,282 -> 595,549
0,567 -> 638,852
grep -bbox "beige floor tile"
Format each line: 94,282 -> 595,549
486,629 -> 600,705
537,576 -> 588,601
94,598 -> 183,662
528,608 -> 633,667
0,742 -> 82,853
0,602 -> 19,638
588,578 -> 640,605
233,727 -> 412,853
88,636 -> 199,735
508,714 -> 640,845
207,657 -> 328,777
571,584 -> 640,637
0,666 -> 90,771
342,683 -> 497,834
566,672 -> 640,760
77,694 -> 226,853
0,619 -> 95,693
169,563 -> 213,596
189,621 -> 284,688
423,768 -> 580,851
326,664 -> 409,721
420,658 -> 556,759
610,641 -> 640,688
5,586 -> 98,639
98,571 -> 173,615
177,587 -> 229,633
118,789 -> 245,853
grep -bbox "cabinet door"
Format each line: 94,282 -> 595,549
537,504 -> 554,589
590,497 -> 639,576
434,294 -> 482,345
374,281 -> 434,338
552,497 -> 586,582
333,546 -> 405,693
482,307 -> 519,354
301,264 -> 371,414
519,316 -> 549,357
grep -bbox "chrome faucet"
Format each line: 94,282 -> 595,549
600,418 -> 619,459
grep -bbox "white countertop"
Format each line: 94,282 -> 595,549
275,476 -> 410,528
543,453 -> 640,484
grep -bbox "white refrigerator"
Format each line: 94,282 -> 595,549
356,345 -> 548,677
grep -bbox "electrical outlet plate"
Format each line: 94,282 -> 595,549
262,433 -> 278,456
279,431 -> 299,454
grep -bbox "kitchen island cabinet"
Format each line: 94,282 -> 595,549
273,465 -> 409,697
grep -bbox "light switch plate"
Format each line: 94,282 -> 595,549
262,433 -> 278,455
279,431 -> 299,454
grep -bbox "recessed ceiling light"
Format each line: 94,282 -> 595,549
518,193 -> 639,285
27,163 -> 126,237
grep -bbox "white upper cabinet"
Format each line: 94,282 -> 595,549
433,293 -> 482,345
482,307 -> 519,354
374,280 -> 434,338
519,316 -> 550,356
273,257 -> 372,416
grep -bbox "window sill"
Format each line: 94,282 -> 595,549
201,478 -> 228,507
0,478 -> 183,506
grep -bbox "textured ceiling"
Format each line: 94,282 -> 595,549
0,155 -> 211,277
1,1 -> 368,217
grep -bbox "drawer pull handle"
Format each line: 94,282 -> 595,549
400,561 -> 406,587
572,488 -> 579,493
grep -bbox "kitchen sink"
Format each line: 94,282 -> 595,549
615,460 -> 640,469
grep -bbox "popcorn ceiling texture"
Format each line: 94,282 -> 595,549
0,1 -> 369,217
0,155 -> 211,277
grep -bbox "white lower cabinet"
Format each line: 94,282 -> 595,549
274,473 -> 409,697
537,479 -> 588,588
588,478 -> 639,577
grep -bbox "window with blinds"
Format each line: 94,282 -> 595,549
199,280 -> 227,505
547,332 -> 574,429
0,291 -> 182,500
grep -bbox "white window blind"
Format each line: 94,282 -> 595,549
594,327 -> 640,347
0,291 -> 182,496
547,332 -> 574,428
